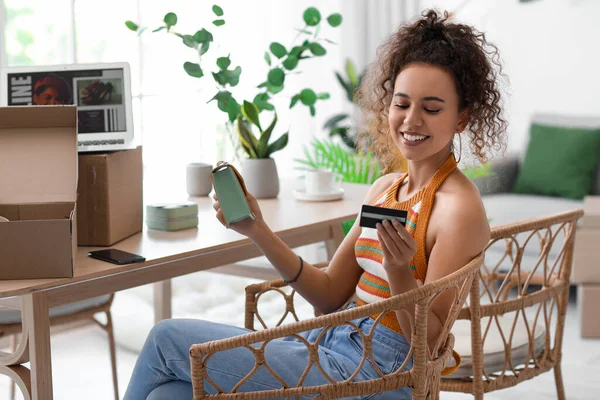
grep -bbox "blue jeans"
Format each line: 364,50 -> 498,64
124,304 -> 413,400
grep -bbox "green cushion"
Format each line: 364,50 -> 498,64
513,123 -> 600,200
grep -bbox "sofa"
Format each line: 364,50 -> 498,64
471,113 -> 600,338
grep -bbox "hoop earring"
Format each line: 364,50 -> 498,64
453,133 -> 462,163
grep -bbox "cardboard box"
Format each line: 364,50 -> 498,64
0,106 -> 77,279
573,228 -> 600,284
77,147 -> 143,246
579,284 -> 600,338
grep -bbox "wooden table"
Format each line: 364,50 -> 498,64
0,179 -> 369,399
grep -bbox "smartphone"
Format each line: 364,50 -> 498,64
88,249 -> 146,265
359,205 -> 408,229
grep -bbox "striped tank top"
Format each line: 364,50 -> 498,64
354,154 -> 458,333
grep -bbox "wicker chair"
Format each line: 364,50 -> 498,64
441,209 -> 584,399
189,251 -> 484,399
0,294 -> 119,400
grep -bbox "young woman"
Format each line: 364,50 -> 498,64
125,9 -> 507,400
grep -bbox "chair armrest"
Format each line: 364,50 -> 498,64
244,262 -> 329,330
191,254 -> 483,399
471,155 -> 520,195
582,195 -> 600,229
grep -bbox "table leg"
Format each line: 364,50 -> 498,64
22,292 -> 53,400
325,223 -> 345,260
153,280 -> 172,323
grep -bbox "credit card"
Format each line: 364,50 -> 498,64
359,205 -> 407,229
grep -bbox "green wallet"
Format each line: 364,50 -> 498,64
146,202 -> 199,231
210,161 -> 255,227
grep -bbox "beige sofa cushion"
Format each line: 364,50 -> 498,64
482,194 -> 582,271
444,316 -> 546,379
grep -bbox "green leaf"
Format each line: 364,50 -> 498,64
345,59 -> 359,87
269,42 -> 287,58
266,133 -> 289,157
317,92 -> 330,100
163,12 -> 177,28
264,52 -> 271,66
182,35 -> 197,48
213,19 -> 225,27
125,21 -> 139,31
183,62 -> 203,78
212,5 -> 224,16
258,113 -> 278,158
289,45 -> 305,58
208,90 -> 233,111
194,29 -> 213,43
253,93 -> 275,112
152,26 -> 166,33
327,13 -> 343,27
257,81 -> 268,89
300,88 -> 317,106
329,126 -> 349,140
267,68 -> 285,86
216,56 -> 231,70
226,98 -> 241,122
295,28 -> 313,35
267,83 -> 283,94
212,71 -> 226,86
324,38 -> 338,45
282,55 -> 298,70
290,95 -> 300,108
241,101 -> 262,132
199,41 -> 210,56
262,113 -> 278,143
323,113 -> 348,129
303,7 -> 321,26
237,117 -> 258,158
309,42 -> 326,56
309,105 -> 316,116
335,72 -> 353,102
225,66 -> 242,86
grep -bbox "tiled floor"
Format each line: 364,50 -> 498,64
1,289 -> 598,399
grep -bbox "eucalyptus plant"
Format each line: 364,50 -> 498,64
126,5 -> 343,159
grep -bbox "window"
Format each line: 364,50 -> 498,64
2,0 -> 348,194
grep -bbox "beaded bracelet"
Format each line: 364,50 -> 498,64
283,256 -> 304,284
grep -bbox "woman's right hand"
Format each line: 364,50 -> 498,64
212,192 -> 267,239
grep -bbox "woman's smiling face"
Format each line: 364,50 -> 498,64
388,62 -> 467,162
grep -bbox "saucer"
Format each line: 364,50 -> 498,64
293,188 -> 344,202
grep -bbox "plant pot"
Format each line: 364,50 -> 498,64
186,162 -> 213,197
241,158 -> 279,199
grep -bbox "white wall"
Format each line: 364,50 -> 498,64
421,0 -> 600,155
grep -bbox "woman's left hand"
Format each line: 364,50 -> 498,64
376,219 -> 418,272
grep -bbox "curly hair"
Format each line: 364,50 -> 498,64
356,9 -> 508,170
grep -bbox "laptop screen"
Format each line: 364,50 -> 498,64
1,62 -> 135,153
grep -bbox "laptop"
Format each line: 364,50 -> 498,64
1,62 -> 136,153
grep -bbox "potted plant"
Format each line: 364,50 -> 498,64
126,5 -> 343,198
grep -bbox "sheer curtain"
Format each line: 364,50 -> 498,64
340,0 -> 421,75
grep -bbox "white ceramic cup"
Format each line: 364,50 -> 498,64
0,216 -> 8,223
305,169 -> 342,195
186,163 -> 213,197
